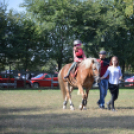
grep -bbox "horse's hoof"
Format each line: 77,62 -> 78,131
63,105 -> 67,109
70,105 -> 75,110
79,104 -> 83,110
83,106 -> 87,110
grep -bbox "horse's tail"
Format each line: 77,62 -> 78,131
58,69 -> 66,99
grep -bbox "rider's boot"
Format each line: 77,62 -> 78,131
64,62 -> 77,79
64,75 -> 69,79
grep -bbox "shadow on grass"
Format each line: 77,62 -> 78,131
0,86 -> 134,91
0,107 -> 134,134
117,107 -> 134,110
0,107 -> 43,114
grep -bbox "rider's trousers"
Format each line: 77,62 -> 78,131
66,62 -> 77,77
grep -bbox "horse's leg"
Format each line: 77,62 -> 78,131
63,88 -> 74,110
82,89 -> 89,110
69,85 -> 75,110
77,85 -> 87,110
86,84 -> 93,99
83,86 -> 92,110
58,70 -> 68,109
64,82 -> 75,110
63,96 -> 68,109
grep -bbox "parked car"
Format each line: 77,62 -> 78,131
124,76 -> 134,87
1,70 -> 13,74
31,73 -> 58,88
124,75 -> 133,81
0,74 -> 31,88
22,73 -> 36,80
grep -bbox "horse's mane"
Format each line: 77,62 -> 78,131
81,58 -> 100,69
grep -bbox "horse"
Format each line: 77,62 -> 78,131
58,58 -> 101,110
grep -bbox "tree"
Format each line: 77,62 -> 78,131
4,0 -> 133,74
99,0 -> 134,74
0,1 -> 11,70
21,0 -> 82,71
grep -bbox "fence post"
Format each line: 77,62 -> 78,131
14,79 -> 17,88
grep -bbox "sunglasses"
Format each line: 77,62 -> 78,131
74,44 -> 81,47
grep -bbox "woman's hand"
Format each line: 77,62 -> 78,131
119,76 -> 122,80
101,77 -> 104,80
119,77 -> 124,82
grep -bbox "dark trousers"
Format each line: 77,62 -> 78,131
108,83 -> 119,109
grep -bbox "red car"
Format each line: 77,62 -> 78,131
125,76 -> 134,87
0,74 -> 31,88
31,73 -> 58,88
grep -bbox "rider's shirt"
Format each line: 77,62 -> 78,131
73,47 -> 86,62
103,66 -> 122,84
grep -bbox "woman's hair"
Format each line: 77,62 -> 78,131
109,56 -> 119,66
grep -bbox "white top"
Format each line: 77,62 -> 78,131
103,66 -> 122,84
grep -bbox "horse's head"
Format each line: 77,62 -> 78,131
91,58 -> 101,83
81,58 -> 101,83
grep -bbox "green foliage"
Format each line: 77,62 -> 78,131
1,0 -> 134,73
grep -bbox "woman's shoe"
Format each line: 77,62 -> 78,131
112,108 -> 116,112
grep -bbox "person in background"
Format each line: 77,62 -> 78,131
101,56 -> 122,111
17,73 -> 22,79
97,51 -> 109,109
64,39 -> 86,79
26,69 -> 32,80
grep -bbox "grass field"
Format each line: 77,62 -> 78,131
0,88 -> 134,134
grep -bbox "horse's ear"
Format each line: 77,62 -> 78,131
92,59 -> 94,64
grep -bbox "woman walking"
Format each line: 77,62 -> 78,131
101,56 -> 122,111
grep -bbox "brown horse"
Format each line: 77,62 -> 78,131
58,58 -> 101,110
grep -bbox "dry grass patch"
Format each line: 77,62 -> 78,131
0,89 -> 134,134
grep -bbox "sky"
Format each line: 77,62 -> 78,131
6,0 -> 25,12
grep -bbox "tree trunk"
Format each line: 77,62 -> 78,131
122,61 -> 125,77
58,61 -> 62,71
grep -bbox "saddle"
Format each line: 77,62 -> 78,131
70,62 -> 80,78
